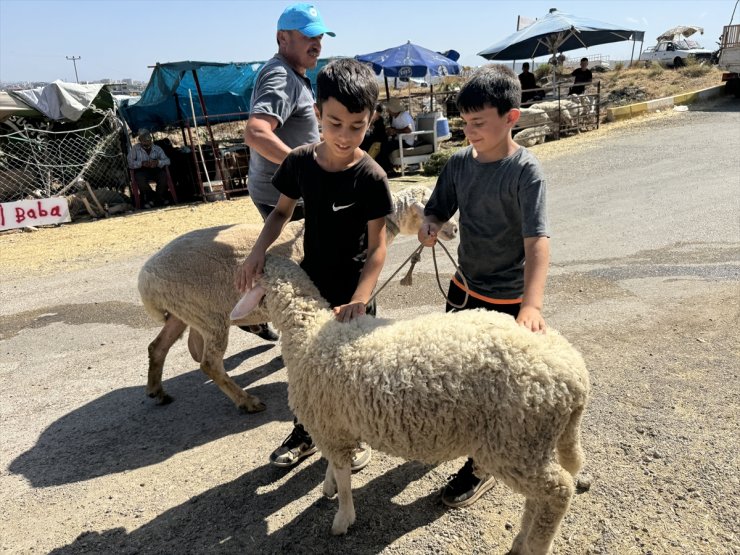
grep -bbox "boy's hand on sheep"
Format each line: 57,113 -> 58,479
517,305 -> 547,334
333,301 -> 366,323
418,221 -> 439,247
235,252 -> 265,293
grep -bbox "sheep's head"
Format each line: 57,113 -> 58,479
231,255 -> 329,322
387,186 -> 458,241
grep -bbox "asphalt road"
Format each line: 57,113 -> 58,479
381,97 -> 740,321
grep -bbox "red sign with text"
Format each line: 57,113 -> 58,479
0,198 -> 71,231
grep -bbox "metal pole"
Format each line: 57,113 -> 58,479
191,69 -> 228,198
66,56 -> 81,83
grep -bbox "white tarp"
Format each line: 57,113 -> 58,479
0,92 -> 42,122
657,26 -> 704,41
9,80 -> 104,122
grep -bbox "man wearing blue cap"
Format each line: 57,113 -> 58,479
238,6 -> 332,350
244,2 -> 334,221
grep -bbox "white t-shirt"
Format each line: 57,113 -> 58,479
392,111 -> 415,146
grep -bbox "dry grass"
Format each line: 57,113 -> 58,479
396,64 -> 724,109
599,64 -> 722,100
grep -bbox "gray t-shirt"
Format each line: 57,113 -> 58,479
247,54 -> 320,207
424,146 -> 549,299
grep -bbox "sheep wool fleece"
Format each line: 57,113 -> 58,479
258,256 -> 589,472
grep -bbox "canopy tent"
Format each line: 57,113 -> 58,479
478,8 -> 643,62
355,41 -> 461,102
118,61 -> 260,135
118,59 -> 330,135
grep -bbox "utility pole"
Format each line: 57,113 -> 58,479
66,56 -> 81,83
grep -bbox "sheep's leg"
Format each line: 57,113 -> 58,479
330,463 -> 355,535
510,498 -> 536,554
511,465 -> 574,555
556,406 -> 585,475
146,315 -> 187,404
200,332 -> 266,413
323,461 -> 338,498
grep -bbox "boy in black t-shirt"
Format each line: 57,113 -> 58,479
236,58 -> 392,471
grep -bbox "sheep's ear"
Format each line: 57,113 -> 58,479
230,286 -> 266,320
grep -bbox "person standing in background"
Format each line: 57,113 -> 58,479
240,2 -> 335,341
243,2 -> 335,221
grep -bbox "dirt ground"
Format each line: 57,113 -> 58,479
1,103 -> 738,554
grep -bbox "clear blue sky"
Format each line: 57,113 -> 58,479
0,0 -> 735,83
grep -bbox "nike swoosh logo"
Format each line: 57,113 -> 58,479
332,202 -> 355,212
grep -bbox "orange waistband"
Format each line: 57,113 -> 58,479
451,275 -> 522,305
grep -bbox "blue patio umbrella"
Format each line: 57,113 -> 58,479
355,41 -> 461,104
478,8 -> 643,61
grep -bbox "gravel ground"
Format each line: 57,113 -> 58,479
1,98 -> 739,554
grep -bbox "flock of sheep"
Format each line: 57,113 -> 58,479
514,95 -> 599,147
138,185 -> 590,555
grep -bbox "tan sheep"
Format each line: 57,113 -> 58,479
233,254 -> 590,554
138,186 -> 458,413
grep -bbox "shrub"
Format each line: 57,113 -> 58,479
614,61 -> 624,72
647,61 -> 664,78
679,61 -> 712,78
534,63 -> 552,81
422,148 -> 457,176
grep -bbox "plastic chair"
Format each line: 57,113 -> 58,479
129,166 -> 178,208
389,116 -> 437,176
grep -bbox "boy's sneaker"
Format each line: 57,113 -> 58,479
239,323 -> 279,342
351,443 -> 372,471
270,426 -> 318,468
441,458 -> 496,508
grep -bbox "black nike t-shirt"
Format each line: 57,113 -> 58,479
272,143 -> 392,306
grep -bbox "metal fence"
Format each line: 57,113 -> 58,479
0,111 -> 129,203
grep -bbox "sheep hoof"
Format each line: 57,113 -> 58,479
238,398 -> 266,413
147,388 -> 173,405
331,510 -> 355,535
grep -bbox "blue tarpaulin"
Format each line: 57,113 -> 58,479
119,59 -> 330,134
119,61 -> 261,134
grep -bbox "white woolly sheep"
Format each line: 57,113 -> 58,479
138,186 -> 458,413
232,254 -> 590,554
529,99 -> 580,129
517,107 -> 550,129
514,125 -> 552,147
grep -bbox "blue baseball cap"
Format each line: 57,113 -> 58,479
277,3 -> 335,38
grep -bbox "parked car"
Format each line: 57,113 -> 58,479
640,25 -> 714,67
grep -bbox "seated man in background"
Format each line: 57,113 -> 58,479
376,97 -> 415,175
127,129 -> 171,207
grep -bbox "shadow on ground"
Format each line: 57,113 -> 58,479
9,345 -> 288,486
49,460 -> 444,554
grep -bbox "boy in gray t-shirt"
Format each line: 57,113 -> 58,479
418,65 -> 551,509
